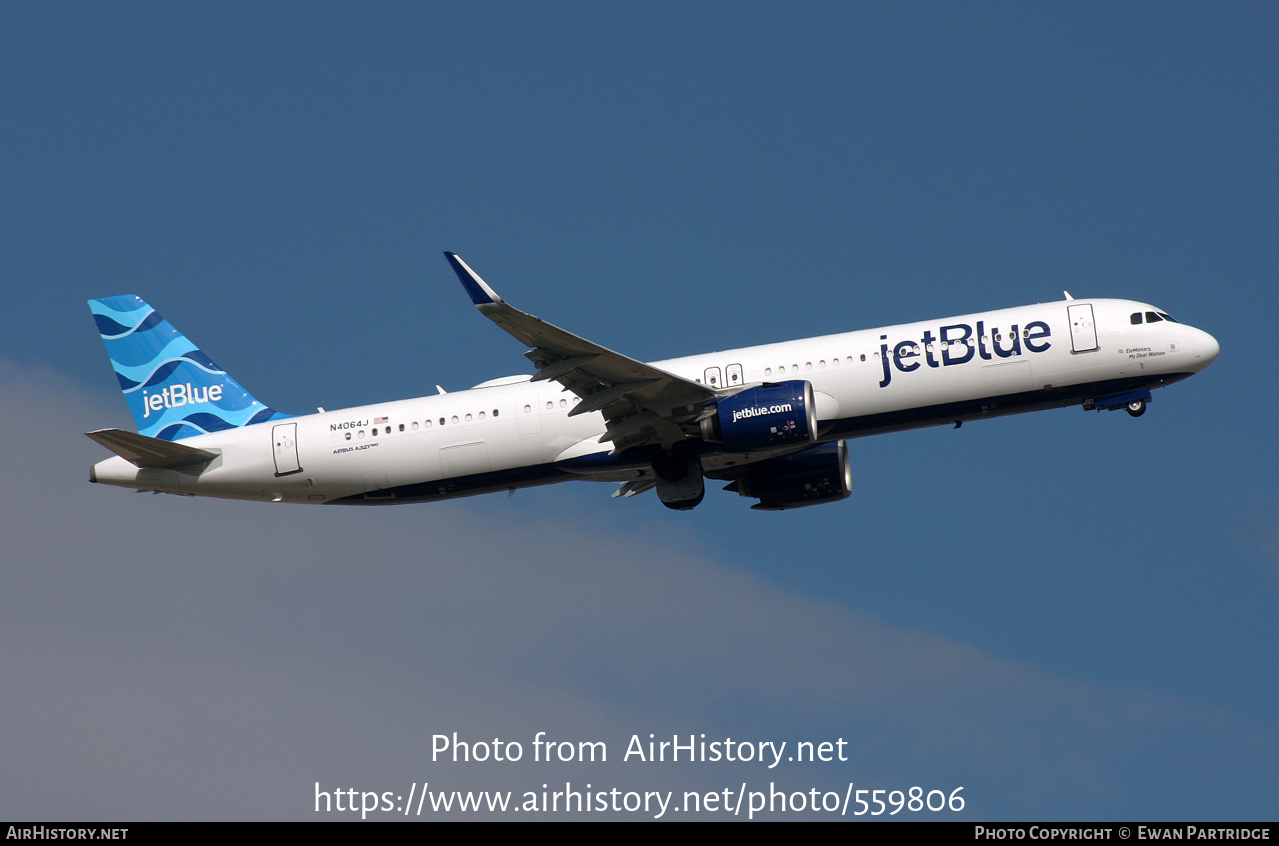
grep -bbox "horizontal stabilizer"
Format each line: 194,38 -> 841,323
86,428 -> 218,468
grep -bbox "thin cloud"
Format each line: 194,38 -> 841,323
1,361 -> 1273,819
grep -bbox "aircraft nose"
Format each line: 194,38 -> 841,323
1193,328 -> 1220,369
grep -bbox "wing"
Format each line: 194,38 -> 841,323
444,253 -> 718,451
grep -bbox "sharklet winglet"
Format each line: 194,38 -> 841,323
444,252 -> 503,306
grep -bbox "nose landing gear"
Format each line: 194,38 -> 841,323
1084,389 -> 1153,417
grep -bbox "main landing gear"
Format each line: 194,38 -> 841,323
652,451 -> 704,511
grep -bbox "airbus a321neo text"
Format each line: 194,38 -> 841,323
87,254 -> 1219,511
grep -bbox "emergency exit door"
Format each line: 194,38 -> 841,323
272,422 -> 302,476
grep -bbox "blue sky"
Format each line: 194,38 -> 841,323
2,3 -> 1276,819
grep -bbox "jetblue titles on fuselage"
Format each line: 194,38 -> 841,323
877,320 -> 1051,387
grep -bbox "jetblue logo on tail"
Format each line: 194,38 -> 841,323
89,295 -> 290,440
141,384 -> 225,418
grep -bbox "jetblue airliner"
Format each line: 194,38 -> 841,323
87,254 -> 1219,510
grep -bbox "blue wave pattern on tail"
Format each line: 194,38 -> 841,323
89,295 -> 291,441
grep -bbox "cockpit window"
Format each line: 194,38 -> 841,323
1133,310 -> 1179,326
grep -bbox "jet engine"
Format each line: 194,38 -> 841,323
699,381 -> 817,450
726,441 -> 852,510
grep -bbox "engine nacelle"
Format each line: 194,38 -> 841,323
700,381 -> 818,450
729,441 -> 852,510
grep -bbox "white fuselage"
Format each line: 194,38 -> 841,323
89,298 -> 1218,505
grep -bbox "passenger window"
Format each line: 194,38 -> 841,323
465,413 -> 472,422
345,432 -> 351,441
493,409 -> 499,417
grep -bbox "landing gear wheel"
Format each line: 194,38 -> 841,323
1126,400 -> 1146,417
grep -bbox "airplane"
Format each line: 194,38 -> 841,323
86,253 -> 1219,511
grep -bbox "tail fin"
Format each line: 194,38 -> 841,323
88,295 -> 290,441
